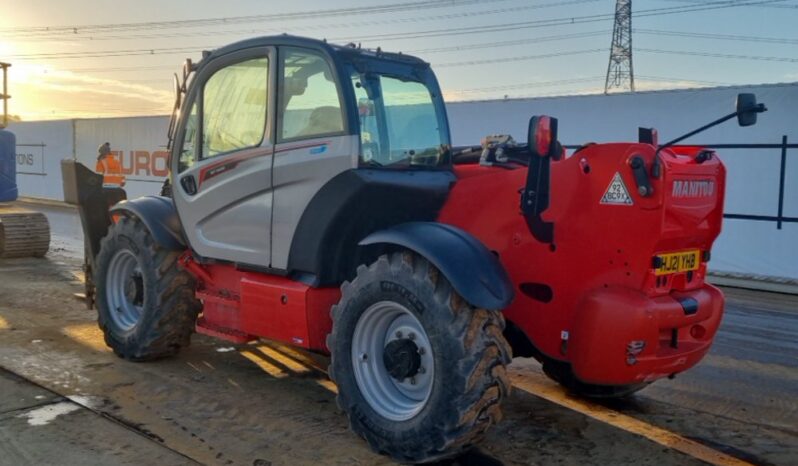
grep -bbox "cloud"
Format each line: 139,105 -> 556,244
10,63 -> 173,120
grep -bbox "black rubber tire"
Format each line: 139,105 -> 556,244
328,251 -> 512,464
95,216 -> 201,361
83,237 -> 95,310
542,359 -> 647,399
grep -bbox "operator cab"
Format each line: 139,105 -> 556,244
168,36 -> 451,172
167,36 -> 453,272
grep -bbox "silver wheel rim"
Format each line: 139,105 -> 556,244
351,301 -> 435,421
105,249 -> 144,331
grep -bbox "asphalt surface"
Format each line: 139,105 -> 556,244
0,202 -> 795,465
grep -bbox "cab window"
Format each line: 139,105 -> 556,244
279,48 -> 344,141
201,57 -> 269,159
351,73 -> 444,168
178,101 -> 198,172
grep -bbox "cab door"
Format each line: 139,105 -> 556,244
270,46 -> 359,269
171,47 -> 276,267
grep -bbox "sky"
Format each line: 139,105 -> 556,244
1,0 -> 797,121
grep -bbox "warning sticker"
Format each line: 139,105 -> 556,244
600,172 -> 634,205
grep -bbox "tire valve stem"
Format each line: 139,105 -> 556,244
359,353 -> 368,362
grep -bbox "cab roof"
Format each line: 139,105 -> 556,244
203,34 -> 429,68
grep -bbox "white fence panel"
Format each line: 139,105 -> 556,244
8,83 -> 797,281
74,116 -> 170,199
7,120 -> 74,200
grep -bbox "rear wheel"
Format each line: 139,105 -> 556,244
542,359 -> 647,398
328,251 -> 511,463
95,216 -> 201,361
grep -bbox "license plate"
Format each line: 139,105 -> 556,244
655,250 -> 700,276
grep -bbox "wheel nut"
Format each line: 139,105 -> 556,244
408,332 -> 416,340
410,377 -> 416,385
395,331 -> 403,338
418,347 -> 425,355
418,366 -> 425,374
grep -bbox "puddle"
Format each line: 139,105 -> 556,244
17,401 -> 80,426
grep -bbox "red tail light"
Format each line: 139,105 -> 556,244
532,116 -> 552,157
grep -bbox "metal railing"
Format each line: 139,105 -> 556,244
691,137 -> 796,230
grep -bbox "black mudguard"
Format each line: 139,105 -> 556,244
110,196 -> 185,251
360,222 -> 515,311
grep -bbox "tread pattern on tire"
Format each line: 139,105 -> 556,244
95,216 -> 201,361
327,251 -> 512,463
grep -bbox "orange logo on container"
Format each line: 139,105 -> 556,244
95,150 -> 169,178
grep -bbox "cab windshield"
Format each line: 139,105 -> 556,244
351,72 -> 446,168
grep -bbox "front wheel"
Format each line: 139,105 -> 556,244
95,216 -> 201,361
328,251 -> 511,463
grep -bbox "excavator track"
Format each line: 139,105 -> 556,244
0,207 -> 50,258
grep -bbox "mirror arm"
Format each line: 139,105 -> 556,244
657,103 -> 767,156
656,111 -> 737,156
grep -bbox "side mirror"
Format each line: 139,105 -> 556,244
528,115 -> 559,158
736,93 -> 766,127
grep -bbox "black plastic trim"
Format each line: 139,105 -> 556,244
287,168 -> 456,286
360,222 -> 515,310
110,196 -> 186,251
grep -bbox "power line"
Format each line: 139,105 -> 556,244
636,75 -> 733,86
449,74 -> 733,97
60,65 -> 178,73
5,0 -> 601,42
638,47 -> 798,63
329,0 -> 790,42
663,0 -> 798,9
0,0 -> 510,37
451,76 -> 604,93
635,28 -> 798,45
6,0 -> 788,62
407,31 -> 608,54
436,48 -> 604,67
9,46 -> 212,60
10,0 -> 786,62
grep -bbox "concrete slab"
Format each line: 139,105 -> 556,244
0,369 -> 194,466
0,370 -> 60,414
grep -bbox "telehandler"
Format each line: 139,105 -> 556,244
62,35 -> 765,463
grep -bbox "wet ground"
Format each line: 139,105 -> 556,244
0,202 -> 796,465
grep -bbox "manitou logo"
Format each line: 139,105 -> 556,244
672,179 -> 715,198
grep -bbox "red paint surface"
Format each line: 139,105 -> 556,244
438,143 -> 726,384
185,257 -> 339,351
